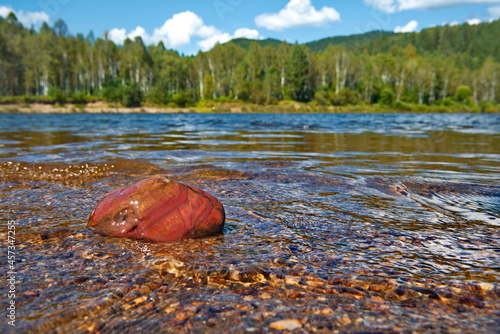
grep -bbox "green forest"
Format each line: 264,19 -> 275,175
1,11 -> 500,112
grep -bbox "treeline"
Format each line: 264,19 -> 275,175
1,12 -> 499,111
306,21 -> 500,65
363,21 -> 500,64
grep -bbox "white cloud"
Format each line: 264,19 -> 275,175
106,27 -> 153,45
467,18 -> 482,24
0,6 -> 49,27
255,0 -> 340,31
363,0 -> 398,13
197,32 -> 232,51
107,28 -> 127,45
196,25 -> 220,39
152,11 -> 213,48
197,28 -> 263,51
105,11 -> 262,52
488,5 -> 500,18
394,20 -> 419,32
234,28 -> 262,39
364,0 -> 500,13
107,11 -> 217,48
129,26 -> 148,39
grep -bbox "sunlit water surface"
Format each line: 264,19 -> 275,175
0,113 -> 499,333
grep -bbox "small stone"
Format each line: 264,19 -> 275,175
269,319 -> 302,331
321,308 -> 334,315
260,292 -> 272,299
288,290 -> 302,298
477,282 -> 495,292
123,295 -> 148,310
23,291 -> 40,297
370,296 -> 385,303
340,315 -> 352,325
76,249 -> 94,260
184,305 -> 200,313
206,318 -> 216,327
284,276 -> 301,285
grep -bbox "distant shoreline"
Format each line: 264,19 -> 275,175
0,102 -> 192,114
0,101 -> 497,114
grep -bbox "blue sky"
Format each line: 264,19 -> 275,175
2,0 -> 500,54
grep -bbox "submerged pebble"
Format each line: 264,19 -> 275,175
269,319 -> 302,330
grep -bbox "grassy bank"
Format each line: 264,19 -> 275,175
0,96 -> 499,114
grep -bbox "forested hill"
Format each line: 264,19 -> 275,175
0,12 -> 499,111
230,38 -> 282,50
305,31 -> 396,52
363,20 -> 500,63
232,20 -> 500,63
230,31 -> 395,52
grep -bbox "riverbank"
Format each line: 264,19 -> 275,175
0,102 -> 193,114
0,100 -> 498,113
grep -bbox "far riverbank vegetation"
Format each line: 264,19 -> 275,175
1,12 -> 499,113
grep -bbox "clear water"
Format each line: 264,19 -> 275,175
0,113 -> 499,332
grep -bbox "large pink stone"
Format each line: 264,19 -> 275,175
88,178 -> 225,242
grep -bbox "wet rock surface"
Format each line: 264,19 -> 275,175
88,177 -> 225,242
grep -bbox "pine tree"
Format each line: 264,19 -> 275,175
286,45 -> 311,102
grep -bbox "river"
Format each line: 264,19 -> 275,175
0,113 -> 499,333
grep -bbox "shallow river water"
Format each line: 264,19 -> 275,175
0,113 -> 499,333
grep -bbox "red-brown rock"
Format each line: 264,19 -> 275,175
88,177 -> 225,242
